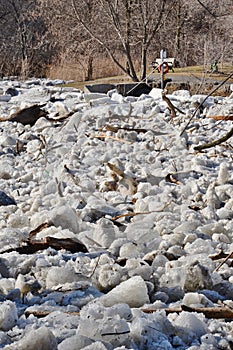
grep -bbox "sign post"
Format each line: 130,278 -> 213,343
160,49 -> 167,89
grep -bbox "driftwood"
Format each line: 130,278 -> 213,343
142,304 -> 233,319
180,71 -> 233,136
162,91 -> 185,118
208,115 -> 233,121
105,124 -> 152,134
25,304 -> 233,320
194,127 -> 233,151
111,201 -> 172,221
25,310 -> 80,318
213,251 -> 233,271
90,133 -> 132,144
1,222 -> 88,254
0,104 -> 48,126
3,236 -> 88,254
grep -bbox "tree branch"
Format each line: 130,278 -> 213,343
194,127 -> 233,152
180,71 -> 233,136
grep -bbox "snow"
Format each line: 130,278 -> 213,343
0,77 -> 232,349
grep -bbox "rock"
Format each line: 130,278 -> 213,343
0,191 -> 16,206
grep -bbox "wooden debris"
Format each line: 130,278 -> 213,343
165,173 -> 180,184
112,201 -> 172,221
194,127 -> 233,151
91,133 -> 132,144
29,222 -> 50,239
208,115 -> 233,121
180,71 -> 233,136
142,304 -> 233,319
64,164 -> 80,186
0,104 -> 48,126
213,251 -> 233,271
162,91 -> 185,118
105,124 -> 150,134
106,162 -> 138,195
209,250 -> 230,261
2,222 -> 88,254
107,162 -> 124,177
25,310 -> 80,318
3,236 -> 88,254
26,304 -> 233,320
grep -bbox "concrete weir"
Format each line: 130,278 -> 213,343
85,82 -> 152,97
85,75 -> 232,97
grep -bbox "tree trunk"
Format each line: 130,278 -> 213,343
85,55 -> 93,81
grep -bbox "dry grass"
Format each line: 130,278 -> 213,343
53,60 -> 233,91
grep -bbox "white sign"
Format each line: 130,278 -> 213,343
160,49 -> 167,60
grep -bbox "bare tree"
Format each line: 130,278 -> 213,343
70,0 -> 170,82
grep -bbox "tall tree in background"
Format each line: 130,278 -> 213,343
71,0 -> 170,81
0,0 -> 232,79
0,0 -> 55,77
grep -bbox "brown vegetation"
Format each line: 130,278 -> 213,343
0,0 -> 232,81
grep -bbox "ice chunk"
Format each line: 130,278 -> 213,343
174,311 -> 208,343
0,301 -> 18,331
4,326 -> 57,350
58,334 -> 93,350
97,264 -> 122,292
80,342 -> 109,350
185,238 -> 215,255
149,88 -> 162,100
217,163 -> 230,185
49,204 -> 80,233
183,292 -> 214,308
184,261 -> 213,292
93,218 -> 117,248
101,276 -> 149,307
46,266 -> 79,289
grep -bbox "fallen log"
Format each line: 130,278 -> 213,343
142,304 -> 233,319
25,310 -> 80,318
208,115 -> 233,121
26,304 -> 233,320
194,127 -> 233,151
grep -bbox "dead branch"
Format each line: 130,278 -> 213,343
194,127 -> 233,151
112,201 -> 172,221
29,223 -> 50,239
89,133 -> 132,144
25,304 -> 233,320
214,251 -> 233,272
208,115 -> 233,121
180,71 -> 233,136
25,310 -> 80,318
64,164 -> 80,186
162,91 -> 185,118
142,304 -> 233,319
2,236 -> 88,254
105,124 -> 150,134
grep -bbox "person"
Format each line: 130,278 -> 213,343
210,60 -> 218,73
